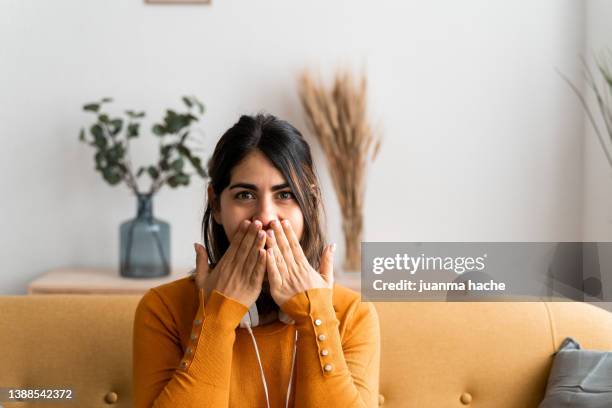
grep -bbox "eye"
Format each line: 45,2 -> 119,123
277,190 -> 295,200
235,191 -> 255,200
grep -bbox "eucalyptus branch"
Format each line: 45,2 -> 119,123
100,120 -> 139,194
150,173 -> 171,195
123,124 -> 139,194
79,96 -> 209,196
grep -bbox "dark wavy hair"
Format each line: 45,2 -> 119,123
199,113 -> 327,272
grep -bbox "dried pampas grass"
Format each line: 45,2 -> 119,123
298,69 -> 381,272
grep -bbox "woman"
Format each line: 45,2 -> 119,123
133,113 -> 380,408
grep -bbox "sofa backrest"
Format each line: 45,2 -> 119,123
374,300 -> 612,407
0,295 -> 141,408
1,295 -> 611,407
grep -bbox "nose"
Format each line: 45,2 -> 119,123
251,195 -> 279,230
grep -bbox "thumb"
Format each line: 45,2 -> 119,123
319,243 -> 336,287
194,243 -> 210,289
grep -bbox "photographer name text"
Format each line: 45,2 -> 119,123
372,279 -> 505,292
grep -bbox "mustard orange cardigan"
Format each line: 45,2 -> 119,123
133,276 -> 380,407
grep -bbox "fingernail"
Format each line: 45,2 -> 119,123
194,243 -> 198,252
282,220 -> 289,227
330,243 -> 336,253
257,230 -> 265,239
267,230 -> 274,238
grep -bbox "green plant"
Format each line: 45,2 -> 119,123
558,51 -> 612,169
79,96 -> 208,195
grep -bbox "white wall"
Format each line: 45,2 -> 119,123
0,0 -> 585,294
583,0 -> 612,240
581,0 -> 612,306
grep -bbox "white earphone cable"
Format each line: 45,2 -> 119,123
285,329 -> 298,408
246,324 -> 271,408
245,324 -> 298,408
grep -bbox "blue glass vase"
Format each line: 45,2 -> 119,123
119,193 -> 171,278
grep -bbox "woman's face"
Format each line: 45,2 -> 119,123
211,149 -> 304,246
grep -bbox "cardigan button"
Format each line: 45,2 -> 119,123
104,391 -> 118,404
320,349 -> 329,356
318,334 -> 326,341
314,319 -> 322,326
194,318 -> 202,325
460,392 -> 472,404
323,364 -> 333,372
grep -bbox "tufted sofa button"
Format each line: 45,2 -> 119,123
105,391 -> 118,404
378,393 -> 385,405
460,392 -> 472,405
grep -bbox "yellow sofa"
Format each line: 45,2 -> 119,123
1,295 -> 611,407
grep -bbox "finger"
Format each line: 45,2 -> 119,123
264,228 -> 276,249
273,240 -> 289,279
251,248 -> 267,286
281,219 -> 307,265
266,229 -> 288,277
270,219 -> 295,266
266,247 -> 283,290
234,220 -> 263,269
243,227 -> 266,277
319,243 -> 336,285
223,219 -> 252,262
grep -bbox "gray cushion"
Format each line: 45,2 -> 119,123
539,337 -> 612,408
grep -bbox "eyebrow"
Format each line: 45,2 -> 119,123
228,182 -> 290,192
